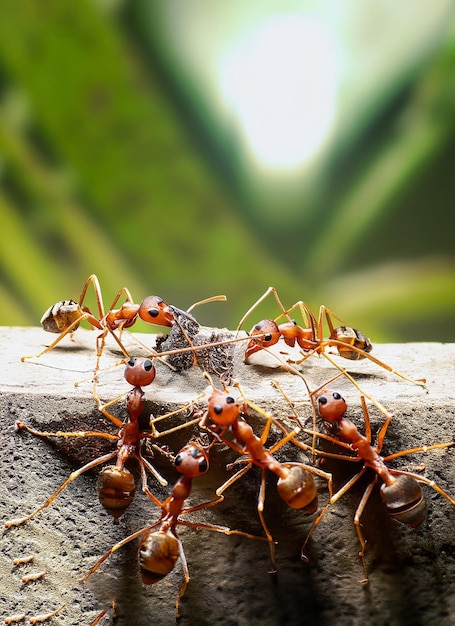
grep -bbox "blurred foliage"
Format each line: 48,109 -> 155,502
0,0 -> 454,341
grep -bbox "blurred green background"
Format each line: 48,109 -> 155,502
1,0 -> 454,341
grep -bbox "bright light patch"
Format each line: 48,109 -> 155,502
219,14 -> 340,171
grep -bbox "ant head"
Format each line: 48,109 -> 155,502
138,296 -> 174,327
245,319 -> 281,358
207,389 -> 239,426
317,391 -> 347,423
174,443 -> 209,478
124,357 -> 156,388
138,529 -> 180,584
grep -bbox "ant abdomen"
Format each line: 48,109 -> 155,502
138,530 -> 180,584
331,326 -> 373,360
97,466 -> 136,524
380,475 -> 425,527
277,466 -> 318,513
40,300 -> 81,333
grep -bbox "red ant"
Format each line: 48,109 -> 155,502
79,441 -> 263,618
300,388 -> 454,582
195,377 -> 333,572
5,357 -> 168,528
22,273 -> 227,364
239,286 -> 424,377
237,286 -> 426,419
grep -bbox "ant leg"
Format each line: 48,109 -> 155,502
89,610 -> 107,626
173,518 -> 270,616
134,452 -> 168,493
80,277 -> 103,318
319,305 -> 345,338
235,382 -> 304,448
150,415 -> 203,439
384,441 -> 454,462
257,469 -> 277,573
105,286 -> 135,313
148,393 -> 205,438
271,377 -> 323,461
276,300 -> 318,337
92,383 -> 126,428
5,450 -> 118,528
12,420 -> 119,442
97,326 -> 130,359
216,463 -> 253,497
319,351 -> 394,420
301,467 -> 368,561
78,275 -> 106,319
236,286 -> 292,333
353,477 -> 378,584
179,494 -> 226,516
175,540 -> 190,619
21,310 -> 103,362
177,518 -> 269,542
359,395 -> 374,445
389,469 -> 455,505
79,523 -> 158,583
297,427 -> 360,459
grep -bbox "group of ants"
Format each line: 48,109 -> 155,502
5,275 -> 455,624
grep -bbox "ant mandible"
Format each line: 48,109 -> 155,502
5,357 -> 168,529
79,442 -> 263,619
238,286 -> 426,389
300,389 -> 454,582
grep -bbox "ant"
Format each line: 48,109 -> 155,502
300,388 -> 454,582
238,286 -> 425,383
22,273 -> 227,367
79,441 -> 263,618
196,376 -> 334,572
5,357 -> 169,528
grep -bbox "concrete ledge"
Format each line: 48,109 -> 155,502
1,327 -> 454,625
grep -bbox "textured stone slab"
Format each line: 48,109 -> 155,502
1,327 -> 454,625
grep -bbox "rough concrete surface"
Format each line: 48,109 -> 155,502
1,326 -> 454,626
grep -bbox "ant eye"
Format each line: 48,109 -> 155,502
127,357 -> 137,367
198,458 -> 208,473
226,396 -> 235,404
214,405 -> 223,415
333,392 -> 342,400
318,396 -> 328,405
143,359 -> 153,372
148,308 -> 159,318
264,334 -> 272,341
